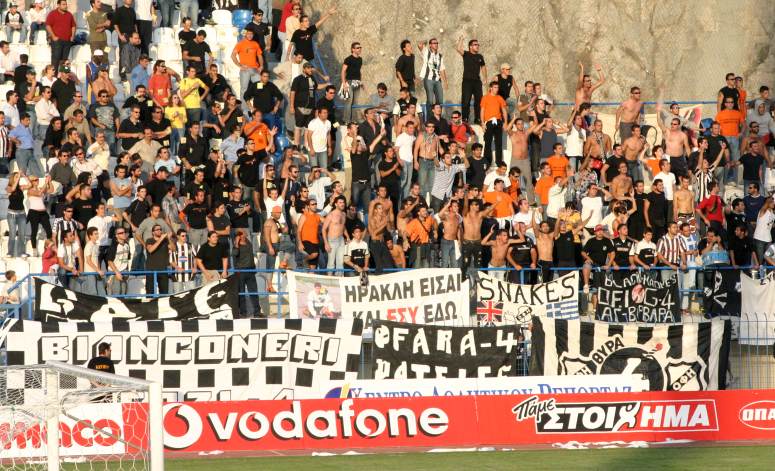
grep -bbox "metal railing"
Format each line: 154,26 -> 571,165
3,265 -> 773,390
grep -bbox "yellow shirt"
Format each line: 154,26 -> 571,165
179,77 -> 205,109
165,106 -> 187,129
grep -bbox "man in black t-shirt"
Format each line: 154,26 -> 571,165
395,40 -> 416,93
182,30 -> 213,74
455,36 -> 486,124
645,179 -> 668,241
287,8 -> 336,61
612,223 -> 635,269
466,143 -> 488,189
144,224 -> 170,294
196,231 -> 228,281
183,189 -> 210,248
87,342 -> 115,402
341,42 -> 363,122
582,224 -> 614,292
717,72 -> 740,111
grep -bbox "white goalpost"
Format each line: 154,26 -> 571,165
0,361 -> 163,471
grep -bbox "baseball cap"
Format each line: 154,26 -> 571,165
59,65 -> 71,74
34,0 -> 43,4
500,63 -> 511,70
594,224 -> 604,232
93,50 -> 104,57
302,61 -> 313,69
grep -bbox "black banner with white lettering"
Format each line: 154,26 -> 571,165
703,269 -> 742,317
595,272 -> 681,323
371,321 -> 524,379
530,316 -> 731,391
34,277 -> 239,321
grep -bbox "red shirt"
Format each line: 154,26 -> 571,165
46,9 -> 76,41
697,195 -> 724,222
450,122 -> 472,145
279,2 -> 295,33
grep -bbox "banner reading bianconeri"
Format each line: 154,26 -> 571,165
286,269 -> 470,329
34,277 -> 239,322
476,271 -> 579,326
595,272 -> 681,323
530,317 -> 731,391
0,318 -> 364,402
371,320 -> 524,379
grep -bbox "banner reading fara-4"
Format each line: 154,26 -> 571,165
1,318 -> 364,402
530,316 -> 731,391
34,277 -> 239,322
287,269 -> 470,329
371,320 -> 525,379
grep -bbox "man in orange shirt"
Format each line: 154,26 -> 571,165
296,199 -> 321,268
546,142 -> 571,178
534,162 -> 554,211
243,110 -> 277,156
715,96 -> 745,183
483,178 -> 516,227
480,81 -> 508,167
406,206 -> 436,268
231,29 -> 264,104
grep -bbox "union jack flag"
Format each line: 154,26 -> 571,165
476,300 -> 503,326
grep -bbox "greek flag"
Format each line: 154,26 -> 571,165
545,300 -> 578,319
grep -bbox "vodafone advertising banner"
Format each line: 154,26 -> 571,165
150,390 -> 775,453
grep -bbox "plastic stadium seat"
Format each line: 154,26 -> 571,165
33,31 -> 48,46
212,10 -> 232,26
165,60 -> 183,76
156,43 -> 182,61
152,27 -> 175,44
216,25 -> 238,44
232,10 -> 251,29
70,45 -> 91,63
202,26 -> 218,43
9,43 -> 28,57
29,45 -> 49,64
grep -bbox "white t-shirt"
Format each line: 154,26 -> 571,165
484,171 -> 511,191
308,175 -> 332,207
134,0 -> 153,21
655,171 -> 676,200
546,184 -> 566,218
57,240 -> 81,269
87,215 -> 114,247
754,210 -> 775,243
84,241 -> 99,272
395,132 -> 416,163
264,197 -> 286,224
581,196 -> 604,228
307,118 -> 331,153
511,209 -> 540,241
565,126 -> 586,157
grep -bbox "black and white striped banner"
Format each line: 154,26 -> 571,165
1,318 -> 364,403
530,317 -> 731,391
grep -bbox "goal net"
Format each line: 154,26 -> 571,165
0,361 -> 163,471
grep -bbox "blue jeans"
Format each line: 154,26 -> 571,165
102,129 -> 117,155
626,160 -> 642,183
351,180 -> 371,214
186,108 -> 202,126
15,149 -> 42,176
239,68 -> 261,99
417,158 -> 436,201
158,0 -> 176,28
312,151 -> 328,169
30,22 -> 45,43
82,274 -> 106,296
423,78 -> 443,115
400,161 -> 413,199
440,239 -> 458,268
342,83 -> 359,122
179,0 -> 198,26
4,25 -> 27,43
726,136 -> 741,184
326,236 -> 345,272
170,128 -> 182,157
6,211 -> 26,257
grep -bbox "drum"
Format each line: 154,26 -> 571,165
702,249 -> 730,266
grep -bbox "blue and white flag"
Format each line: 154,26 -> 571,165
476,271 -> 579,326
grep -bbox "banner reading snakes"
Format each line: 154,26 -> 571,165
595,272 -> 681,323
34,277 -> 239,322
286,269 -> 470,329
476,271 -> 579,326
371,320 -> 525,379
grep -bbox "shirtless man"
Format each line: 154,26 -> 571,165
438,199 -> 463,268
323,196 -> 348,273
621,124 -> 646,181
396,198 -> 419,250
413,121 -> 442,199
262,206 -> 285,292
461,197 -> 494,280
369,185 -> 395,228
395,103 -> 421,136
368,201 -> 394,273
575,62 -> 606,120
616,86 -> 642,142
673,176 -> 696,230
507,116 -> 540,204
584,119 -> 613,160
482,226 -> 520,281
532,211 -> 557,282
656,103 -> 692,178
610,162 -> 634,201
